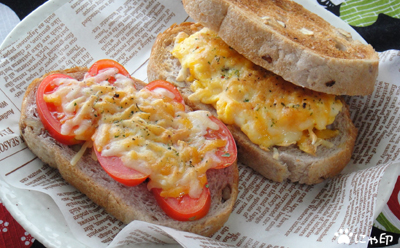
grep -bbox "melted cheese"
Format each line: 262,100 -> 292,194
44,69 -> 227,198
171,28 -> 342,154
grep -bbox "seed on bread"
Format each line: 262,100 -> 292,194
325,81 -> 336,87
337,28 -> 352,39
276,20 -> 286,28
261,55 -> 273,63
299,28 -> 314,36
334,40 -> 347,52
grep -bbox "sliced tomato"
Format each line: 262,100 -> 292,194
88,59 -> 131,83
206,116 -> 237,169
152,186 -> 211,221
145,80 -> 185,106
94,146 -> 148,187
36,73 -> 82,145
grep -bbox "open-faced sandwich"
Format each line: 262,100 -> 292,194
19,59 -> 239,236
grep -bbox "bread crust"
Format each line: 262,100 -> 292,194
19,67 -> 239,236
182,0 -> 379,96
147,22 -> 358,184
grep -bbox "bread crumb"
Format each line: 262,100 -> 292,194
273,147 -> 279,160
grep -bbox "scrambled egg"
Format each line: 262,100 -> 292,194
172,28 -> 342,155
44,69 -> 228,198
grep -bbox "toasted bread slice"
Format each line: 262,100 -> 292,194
181,0 -> 378,96
19,67 -> 239,236
147,22 -> 358,184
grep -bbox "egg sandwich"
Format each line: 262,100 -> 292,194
147,0 -> 378,184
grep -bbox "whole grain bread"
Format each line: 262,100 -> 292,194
182,0 -> 379,96
147,22 -> 358,184
19,67 -> 239,237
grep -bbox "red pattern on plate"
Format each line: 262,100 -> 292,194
0,201 -> 34,248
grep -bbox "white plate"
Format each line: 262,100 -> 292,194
0,0 -> 395,247
0,2 -> 87,247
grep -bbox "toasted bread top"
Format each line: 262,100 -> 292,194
182,0 -> 379,95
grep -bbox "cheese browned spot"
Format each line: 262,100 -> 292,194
171,28 -> 342,155
43,69 -> 227,198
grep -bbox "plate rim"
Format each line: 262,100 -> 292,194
0,0 -> 387,247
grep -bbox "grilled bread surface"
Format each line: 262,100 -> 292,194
182,0 -> 379,95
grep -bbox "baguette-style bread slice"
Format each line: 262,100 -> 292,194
147,22 -> 358,184
182,0 -> 379,96
19,67 -> 239,237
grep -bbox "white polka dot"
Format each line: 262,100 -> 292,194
3,228 -> 8,232
24,232 -> 29,235
0,220 -> 3,224
4,222 -> 9,226
21,236 -> 26,241
24,241 -> 30,246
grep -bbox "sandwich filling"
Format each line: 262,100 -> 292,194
172,28 -> 342,155
42,69 -> 228,198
